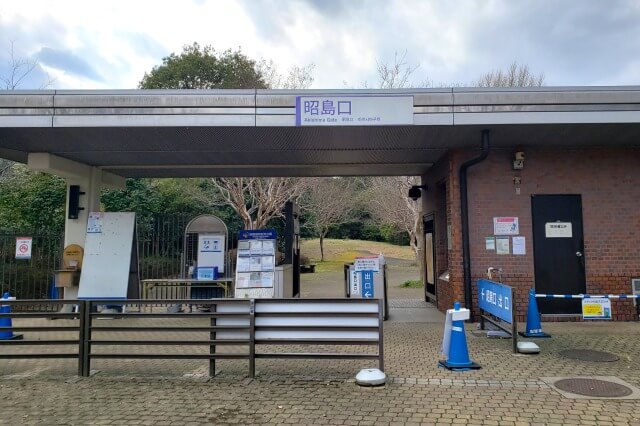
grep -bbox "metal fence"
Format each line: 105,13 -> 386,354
0,214 -> 202,301
0,298 -> 384,378
0,234 -> 63,300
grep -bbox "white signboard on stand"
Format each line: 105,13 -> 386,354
197,234 -> 225,275
79,212 -> 137,299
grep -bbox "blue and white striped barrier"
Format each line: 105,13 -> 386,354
535,294 -> 640,299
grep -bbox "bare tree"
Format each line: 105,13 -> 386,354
0,41 -> 54,90
376,51 -> 420,89
301,178 -> 354,261
210,62 -> 315,232
474,62 -> 545,87
211,177 -> 311,230
257,59 -> 316,89
367,176 -> 422,259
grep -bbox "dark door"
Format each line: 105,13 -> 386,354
531,195 -> 586,314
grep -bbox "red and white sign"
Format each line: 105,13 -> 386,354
15,237 -> 32,259
493,217 -> 519,236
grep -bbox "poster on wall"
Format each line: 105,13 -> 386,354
493,217 -> 519,235
512,236 -> 526,255
496,237 -> 510,255
235,229 -> 277,289
582,298 -> 612,320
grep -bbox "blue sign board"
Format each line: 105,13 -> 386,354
361,271 -> 374,298
477,279 -> 513,323
238,229 -> 277,240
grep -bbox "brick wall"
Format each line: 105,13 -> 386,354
464,147 -> 640,321
422,146 -> 640,321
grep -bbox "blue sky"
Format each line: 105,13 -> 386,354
0,0 -> 638,90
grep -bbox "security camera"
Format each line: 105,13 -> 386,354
408,186 -> 422,201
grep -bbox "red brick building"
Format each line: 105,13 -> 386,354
421,143 -> 640,321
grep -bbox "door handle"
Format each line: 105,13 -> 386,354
576,251 -> 583,257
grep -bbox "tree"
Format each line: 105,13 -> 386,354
257,59 -> 315,89
367,176 -> 422,258
139,43 -> 267,89
0,164 -> 66,233
301,178 -> 354,261
210,177 -> 310,230
474,62 -> 545,87
140,43 -> 316,232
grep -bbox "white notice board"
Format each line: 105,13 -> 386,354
197,234 -> 225,274
78,212 -> 136,299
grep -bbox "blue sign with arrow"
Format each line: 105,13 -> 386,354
477,279 -> 513,323
361,271 -> 374,298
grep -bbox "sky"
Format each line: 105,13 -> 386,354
0,0 -> 638,90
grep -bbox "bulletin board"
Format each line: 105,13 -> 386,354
78,212 -> 139,299
234,229 -> 276,298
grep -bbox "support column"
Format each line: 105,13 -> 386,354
62,168 -> 102,302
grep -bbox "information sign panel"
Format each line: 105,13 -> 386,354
477,279 -> 513,323
295,96 -> 414,126
582,298 -> 612,320
235,230 -> 276,289
361,271 -> 375,298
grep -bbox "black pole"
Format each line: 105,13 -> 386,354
459,129 -> 490,318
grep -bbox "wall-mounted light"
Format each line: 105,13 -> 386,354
408,184 -> 428,201
513,151 -> 524,170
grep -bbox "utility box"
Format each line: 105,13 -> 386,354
54,244 -> 84,288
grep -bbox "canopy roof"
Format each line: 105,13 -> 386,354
1,87 -> 640,177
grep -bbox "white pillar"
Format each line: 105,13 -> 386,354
62,168 -> 102,301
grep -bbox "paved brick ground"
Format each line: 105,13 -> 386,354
1,303 -> 640,424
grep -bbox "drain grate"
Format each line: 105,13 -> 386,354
559,349 -> 619,362
554,378 -> 633,398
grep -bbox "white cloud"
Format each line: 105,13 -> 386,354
0,0 -> 638,89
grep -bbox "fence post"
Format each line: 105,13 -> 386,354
209,303 -> 216,377
378,299 -> 384,372
77,300 -> 91,377
81,300 -> 91,377
249,299 -> 255,378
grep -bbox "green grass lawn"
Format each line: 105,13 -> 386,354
300,239 -> 415,272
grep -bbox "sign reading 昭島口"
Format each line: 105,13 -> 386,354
295,96 -> 414,126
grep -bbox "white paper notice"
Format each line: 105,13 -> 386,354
250,256 -> 261,270
250,241 -> 262,255
260,272 -> 274,288
261,256 -> 274,271
493,217 -> 519,235
512,236 -> 526,255
236,256 -> 251,272
261,240 -> 275,255
485,237 -> 495,250
236,273 -> 251,289
87,212 -> 104,233
496,238 -> 510,255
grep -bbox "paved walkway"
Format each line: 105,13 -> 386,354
1,301 -> 640,424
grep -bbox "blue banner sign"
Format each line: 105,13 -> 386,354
361,271 -> 374,298
238,229 -> 276,240
477,279 -> 513,323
